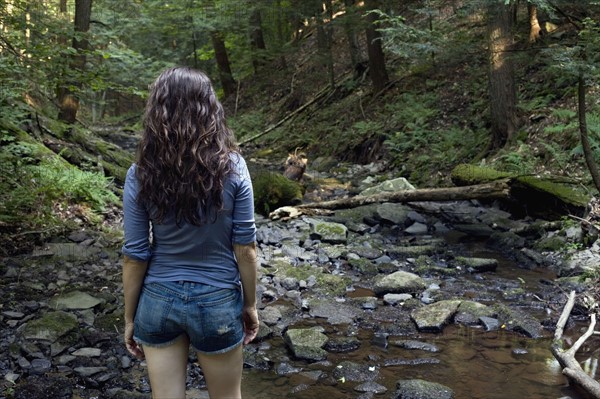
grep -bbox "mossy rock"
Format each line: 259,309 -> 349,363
252,171 -> 304,216
451,164 -> 512,186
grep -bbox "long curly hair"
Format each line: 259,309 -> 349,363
136,67 -> 238,225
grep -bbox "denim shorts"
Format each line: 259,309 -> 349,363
133,281 -> 244,354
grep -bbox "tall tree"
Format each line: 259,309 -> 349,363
211,30 -> 236,98
249,6 -> 266,72
343,0 -> 362,72
57,0 -> 92,124
487,0 -> 518,149
364,0 -> 389,93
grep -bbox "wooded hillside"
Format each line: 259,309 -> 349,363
1,0 -> 600,252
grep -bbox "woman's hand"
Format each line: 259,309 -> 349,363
242,306 -> 259,345
124,321 -> 145,359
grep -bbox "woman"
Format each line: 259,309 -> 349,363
121,67 -> 259,399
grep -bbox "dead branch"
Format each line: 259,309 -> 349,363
551,290 -> 600,398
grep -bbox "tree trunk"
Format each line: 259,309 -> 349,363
364,0 -> 389,93
487,1 -> 517,149
578,73 -> 600,192
57,0 -> 92,124
528,4 -> 542,43
316,2 -> 335,89
343,0 -> 362,72
210,30 -> 236,99
249,7 -> 266,73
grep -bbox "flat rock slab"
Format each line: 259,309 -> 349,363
374,271 -> 427,296
22,311 -> 78,342
411,300 -> 462,332
49,291 -> 104,310
284,327 -> 329,361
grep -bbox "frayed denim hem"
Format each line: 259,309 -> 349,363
134,333 -> 186,349
192,336 -> 244,355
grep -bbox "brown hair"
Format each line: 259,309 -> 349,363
136,67 -> 238,225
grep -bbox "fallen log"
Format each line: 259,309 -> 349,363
269,180 -> 511,219
298,180 -> 511,210
551,290 -> 600,399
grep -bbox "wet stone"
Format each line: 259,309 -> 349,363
72,347 -> 102,357
392,340 -> 440,352
479,316 -> 500,331
74,366 -> 108,377
3,310 -> 25,319
333,361 -> 379,383
324,336 -> 361,353
30,358 -> 52,375
355,381 -> 388,394
394,379 -> 455,399
276,362 -> 302,375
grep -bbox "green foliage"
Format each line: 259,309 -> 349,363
493,143 -> 538,174
383,93 -> 487,186
229,111 -> 267,140
0,144 -> 118,226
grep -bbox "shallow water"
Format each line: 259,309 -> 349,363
237,237 -> 599,399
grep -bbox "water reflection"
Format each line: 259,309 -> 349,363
238,320 -> 598,399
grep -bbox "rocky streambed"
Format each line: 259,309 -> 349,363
1,165 -> 599,399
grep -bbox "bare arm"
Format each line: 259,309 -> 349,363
233,242 -> 259,344
122,255 -> 148,358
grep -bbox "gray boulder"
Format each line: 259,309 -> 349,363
374,271 -> 427,296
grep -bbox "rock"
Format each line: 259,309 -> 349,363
276,362 -> 302,375
455,301 -> 495,326
387,245 -> 437,258
383,293 -> 413,305
309,300 -> 361,325
3,310 -> 25,319
495,305 -> 544,338
455,257 -> 498,273
259,306 -> 282,326
324,336 -> 361,353
30,358 -> 52,375
42,242 -> 100,260
393,379 -> 455,399
411,300 -> 462,332
354,381 -> 388,394
359,178 -> 416,196
333,361 -> 379,383
375,203 -> 412,225
374,271 -> 427,296
74,366 -> 108,377
72,347 -> 102,357
405,222 -> 429,235
392,340 -> 440,352
479,316 -> 500,331
284,327 -> 329,361
49,290 -> 104,310
384,357 -> 440,366
22,311 -> 78,342
307,219 -> 348,244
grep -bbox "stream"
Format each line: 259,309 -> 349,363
2,152 -> 599,399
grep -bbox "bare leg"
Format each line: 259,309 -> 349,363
196,344 -> 243,399
143,335 -> 190,399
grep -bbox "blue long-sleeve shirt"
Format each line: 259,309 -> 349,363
122,153 -> 256,289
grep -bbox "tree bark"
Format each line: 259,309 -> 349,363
364,0 -> 389,93
528,4 -> 542,43
343,0 -> 362,72
210,30 -> 236,99
487,1 -> 517,149
57,0 -> 92,124
316,2 -> 335,89
578,73 -> 600,192
551,291 -> 600,399
249,7 -> 266,72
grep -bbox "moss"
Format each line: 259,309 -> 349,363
516,176 -> 589,207
534,235 -> 567,251
271,261 -> 351,296
252,171 -> 304,216
95,310 -> 124,332
348,258 -> 378,275
451,164 -> 513,186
